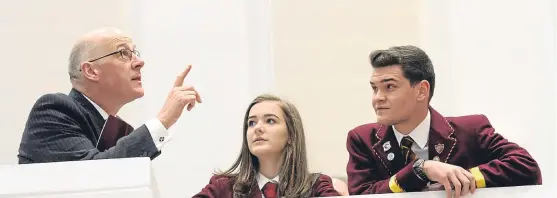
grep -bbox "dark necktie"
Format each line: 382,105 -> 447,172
400,136 -> 417,164
262,182 -> 278,198
97,115 -> 134,152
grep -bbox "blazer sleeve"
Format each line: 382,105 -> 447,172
18,94 -> 160,163
312,174 -> 341,197
469,115 -> 542,188
192,175 -> 227,198
346,130 -> 427,195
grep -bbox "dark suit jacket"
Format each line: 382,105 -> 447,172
193,174 -> 341,197
17,88 -> 160,164
346,107 -> 541,195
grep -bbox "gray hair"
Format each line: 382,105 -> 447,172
68,27 -> 125,81
68,39 -> 96,81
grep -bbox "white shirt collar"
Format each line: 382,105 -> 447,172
81,93 -> 109,120
393,110 -> 430,149
258,173 -> 279,191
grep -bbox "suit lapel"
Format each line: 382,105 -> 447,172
427,107 -> 457,163
69,88 -> 105,137
372,125 -> 406,175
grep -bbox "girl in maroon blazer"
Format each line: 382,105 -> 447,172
194,94 -> 341,198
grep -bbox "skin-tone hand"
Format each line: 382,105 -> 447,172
157,65 -> 202,129
423,160 -> 476,198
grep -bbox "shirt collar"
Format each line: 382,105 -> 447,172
81,93 -> 109,120
258,173 -> 279,190
393,110 -> 430,149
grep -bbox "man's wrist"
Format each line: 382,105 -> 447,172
413,158 -> 430,182
156,115 -> 171,129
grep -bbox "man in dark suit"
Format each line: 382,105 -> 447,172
18,27 -> 202,164
346,45 -> 541,198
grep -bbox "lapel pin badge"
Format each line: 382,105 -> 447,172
435,143 -> 444,154
383,142 -> 391,151
387,153 -> 395,161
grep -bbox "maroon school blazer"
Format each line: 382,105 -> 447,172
193,173 -> 341,197
346,107 -> 542,195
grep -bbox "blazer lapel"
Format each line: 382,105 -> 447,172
372,125 -> 406,175
249,184 -> 263,198
427,107 -> 457,163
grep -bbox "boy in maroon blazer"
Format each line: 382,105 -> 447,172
346,45 -> 541,198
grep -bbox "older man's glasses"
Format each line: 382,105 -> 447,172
88,49 -> 140,62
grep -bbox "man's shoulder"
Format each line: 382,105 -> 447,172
33,91 -> 78,108
29,91 -> 84,117
445,114 -> 491,127
443,113 -> 493,137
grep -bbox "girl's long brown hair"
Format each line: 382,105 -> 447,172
215,94 -> 319,197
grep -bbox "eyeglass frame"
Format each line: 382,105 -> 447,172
88,49 -> 141,62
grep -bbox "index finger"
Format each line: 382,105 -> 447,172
174,65 -> 192,87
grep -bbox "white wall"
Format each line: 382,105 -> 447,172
554,0 -> 557,183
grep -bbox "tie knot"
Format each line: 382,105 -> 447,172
262,182 -> 278,198
401,136 -> 414,148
